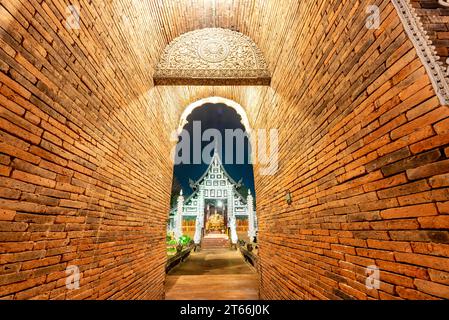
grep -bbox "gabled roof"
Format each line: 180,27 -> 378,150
191,149 -> 240,188
170,148 -> 247,212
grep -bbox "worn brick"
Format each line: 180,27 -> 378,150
396,286 -> 438,300
418,216 -> 449,229
381,149 -> 441,177
429,173 -> 449,188
380,203 -> 438,219
438,201 -> 449,214
407,159 -> 449,180
366,239 -> 412,252
396,252 -> 449,272
377,180 -> 430,199
411,243 -> 449,260
428,269 -> 449,285
390,231 -> 449,243
414,279 -> 449,299
0,209 -> 15,221
410,132 -> 449,154
11,170 -> 55,188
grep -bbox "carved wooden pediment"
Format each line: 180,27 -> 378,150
154,28 -> 271,86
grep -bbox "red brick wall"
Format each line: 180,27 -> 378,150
255,0 -> 449,300
0,1 -> 173,299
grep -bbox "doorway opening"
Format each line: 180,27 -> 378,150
168,101 -> 256,247
165,100 -> 259,300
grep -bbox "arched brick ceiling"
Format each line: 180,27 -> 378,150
19,0 -> 301,132
1,0 -> 449,300
105,0 -> 333,134
83,0 -> 299,90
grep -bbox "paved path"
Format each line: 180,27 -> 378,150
165,249 -> 259,300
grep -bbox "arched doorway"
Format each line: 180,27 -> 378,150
165,99 -> 259,300
169,98 -> 256,246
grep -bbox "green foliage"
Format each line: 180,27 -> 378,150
179,235 -> 191,246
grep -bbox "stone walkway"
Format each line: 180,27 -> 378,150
165,249 -> 259,300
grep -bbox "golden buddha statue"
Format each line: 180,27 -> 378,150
206,213 -> 225,232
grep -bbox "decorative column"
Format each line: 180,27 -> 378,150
247,190 -> 256,243
227,185 -> 238,245
194,189 -> 205,245
174,190 -> 184,240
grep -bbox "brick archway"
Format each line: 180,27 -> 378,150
177,97 -> 252,135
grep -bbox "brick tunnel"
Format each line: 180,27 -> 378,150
0,0 -> 449,300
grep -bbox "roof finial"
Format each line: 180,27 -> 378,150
180,189 -> 183,196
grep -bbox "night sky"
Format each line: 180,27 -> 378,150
171,103 -> 255,199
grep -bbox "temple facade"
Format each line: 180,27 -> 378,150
168,150 -> 257,245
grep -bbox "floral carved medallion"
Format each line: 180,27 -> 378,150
154,28 -> 271,86
198,39 -> 230,63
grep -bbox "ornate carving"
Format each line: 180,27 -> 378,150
154,28 -> 271,86
392,0 -> 449,105
198,39 -> 230,63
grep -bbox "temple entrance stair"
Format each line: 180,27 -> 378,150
201,233 -> 230,249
